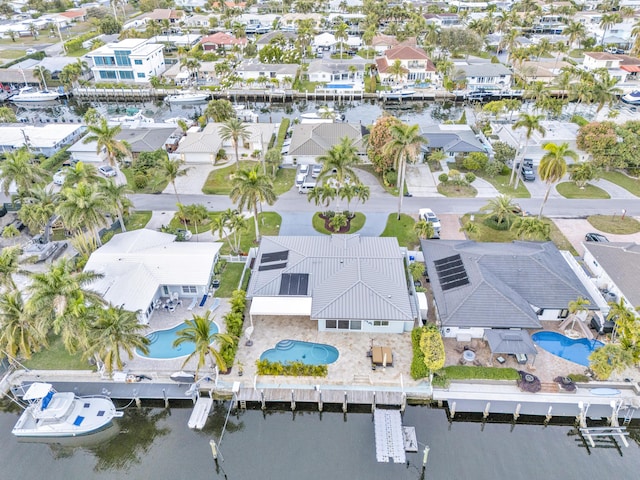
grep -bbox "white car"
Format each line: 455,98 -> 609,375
295,173 -> 305,186
98,165 -> 117,177
311,164 -> 322,178
53,170 -> 66,185
176,229 -> 193,240
298,164 -> 309,174
26,48 -> 37,55
418,208 -> 441,232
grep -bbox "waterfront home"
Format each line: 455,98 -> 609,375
370,35 -> 417,54
583,242 -> 640,318
86,38 -> 166,84
175,122 -> 277,164
200,32 -> 247,51
55,8 -> 88,24
375,45 -> 437,85
247,235 -> 417,333
513,60 -> 570,85
69,126 -> 179,164
306,57 -> 366,83
284,122 -> 367,166
84,229 -> 222,325
0,124 -> 86,157
235,61 -> 298,84
423,13 -> 460,28
141,8 -> 185,24
421,240 -> 597,341
452,62 -> 512,92
582,52 -> 640,83
181,13 -> 211,29
255,31 -> 298,51
279,13 -> 323,30
419,124 -> 486,160
313,32 -> 338,53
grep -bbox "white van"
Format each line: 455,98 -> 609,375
298,181 -> 315,194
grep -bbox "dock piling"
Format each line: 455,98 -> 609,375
544,406 -> 553,425
342,392 -> 348,413
371,392 -> 376,413
260,389 -> 265,410
449,401 -> 456,419
163,388 -> 168,409
291,389 -> 296,411
483,402 -> 491,420
513,403 -> 521,422
318,388 -> 323,412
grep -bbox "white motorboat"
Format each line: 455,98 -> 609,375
11,86 -> 59,103
12,382 -> 122,438
111,111 -> 154,125
165,92 -> 210,104
622,90 -> 640,105
382,85 -> 416,100
300,106 -> 343,122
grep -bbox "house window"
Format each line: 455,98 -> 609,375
120,71 -> 134,80
134,59 -> 143,65
338,320 -> 349,329
137,73 -> 145,78
99,70 -> 117,79
326,320 -> 337,329
182,285 -> 197,294
350,320 -> 361,330
559,309 -> 569,319
114,50 -> 132,66
373,321 -> 389,327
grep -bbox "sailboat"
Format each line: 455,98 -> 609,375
11,69 -> 60,103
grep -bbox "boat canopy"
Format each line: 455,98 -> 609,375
23,382 -> 54,400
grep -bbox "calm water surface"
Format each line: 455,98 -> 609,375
1,401 -> 639,480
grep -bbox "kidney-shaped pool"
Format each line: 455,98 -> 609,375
137,321 -> 219,359
260,340 -> 339,365
532,331 -> 604,367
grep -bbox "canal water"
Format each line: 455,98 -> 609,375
1,401 -> 639,479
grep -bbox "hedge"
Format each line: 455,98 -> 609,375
219,290 -> 246,371
256,359 -> 328,377
276,117 -> 290,148
432,365 -> 520,387
410,327 -> 429,379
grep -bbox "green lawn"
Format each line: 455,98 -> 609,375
101,211 -> 153,243
273,167 -> 296,195
356,48 -> 375,59
380,214 -> 419,249
437,183 -> 477,197
219,212 -> 281,255
202,160 -> 256,194
599,171 -> 640,197
121,167 -> 169,194
312,212 -> 365,234
587,214 -> 640,234
475,172 -> 531,198
556,182 -> 610,199
23,336 -> 89,370
356,165 -> 399,196
0,49 -> 27,59
214,262 -> 245,298
295,79 -> 323,92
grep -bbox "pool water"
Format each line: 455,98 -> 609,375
137,321 -> 219,359
260,340 -> 339,365
532,331 -> 604,367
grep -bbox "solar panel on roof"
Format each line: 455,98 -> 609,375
279,273 -> 309,295
434,254 -> 469,291
258,262 -> 288,271
261,250 -> 289,263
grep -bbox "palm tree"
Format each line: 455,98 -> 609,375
229,165 -> 276,242
0,290 -> 47,361
264,147 -> 282,177
570,161 -> 600,188
599,13 -> 621,45
82,118 -> 130,167
386,59 -> 406,84
414,219 -> 435,239
158,157 -> 191,204
219,118 -> 250,172
538,142 -> 575,218
0,246 -> 23,290
383,123 -> 427,219
173,312 -> 236,376
307,183 -> 337,209
0,147 -> 47,195
86,306 -> 151,375
64,161 -> 100,185
564,20 -> 587,49
334,22 -> 349,57
511,113 -> 546,188
568,296 -> 591,330
482,194 -> 517,227
33,66 -> 51,90
511,216 -> 550,240
56,182 -> 110,246
99,179 -> 132,233
317,136 -> 360,187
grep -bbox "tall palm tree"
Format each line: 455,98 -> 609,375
99,179 -> 132,233
0,290 -> 47,361
82,118 -> 130,167
219,118 -> 250,171
334,22 -> 349,57
0,246 -> 23,290
0,147 -> 47,195
568,296 -> 591,330
229,165 -> 276,243
386,59 -> 406,84
86,306 -> 150,375
33,66 -> 51,90
158,157 -> 191,204
56,182 -> 110,246
564,20 -> 587,49
173,312 -> 236,376
317,136 -> 360,187
511,113 -> 546,188
18,185 -> 58,237
307,183 -> 337,209
538,142 -> 575,218
599,13 -> 621,45
383,123 -> 427,219
64,161 -> 100,185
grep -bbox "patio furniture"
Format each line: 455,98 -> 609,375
496,356 -> 506,364
464,345 -> 476,353
187,297 -> 197,311
209,298 -> 221,313
473,359 -> 482,367
454,343 -> 465,354
371,346 -> 393,366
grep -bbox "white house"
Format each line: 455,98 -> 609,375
84,229 -> 222,325
306,57 -> 366,83
86,38 -> 166,84
235,61 -> 299,83
453,62 -> 513,92
0,124 -> 86,156
375,44 -> 437,85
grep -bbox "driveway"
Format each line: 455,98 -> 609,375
162,164 -> 211,196
553,217 -> 640,256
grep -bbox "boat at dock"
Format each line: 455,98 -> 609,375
622,90 -> 640,105
11,382 -> 122,438
10,86 -> 60,103
165,92 -> 210,104
381,85 -> 416,101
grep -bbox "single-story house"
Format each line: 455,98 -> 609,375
514,60 -> 570,85
200,32 -> 247,51
175,122 -> 277,164
84,229 -> 222,324
247,235 -> 417,333
420,124 -> 486,160
255,31 -> 298,51
306,57 -> 367,83
284,122 -> 367,165
235,61 -> 299,83
422,240 -> 597,340
0,123 -> 86,156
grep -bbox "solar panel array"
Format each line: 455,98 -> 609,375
261,250 -> 289,263
258,263 -> 288,271
433,254 -> 469,291
279,273 -> 309,295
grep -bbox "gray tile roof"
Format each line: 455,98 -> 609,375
116,127 -> 178,153
248,235 -> 415,322
420,125 -> 484,154
422,240 -> 595,329
255,31 -> 297,45
288,123 -> 365,157
584,242 -> 640,306
455,63 -> 512,78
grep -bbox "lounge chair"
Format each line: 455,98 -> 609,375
454,343 -> 465,354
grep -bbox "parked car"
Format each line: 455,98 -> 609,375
520,166 -> 535,181
98,165 -> 117,177
53,170 -> 66,185
585,232 -> 609,242
26,48 -> 37,55
298,164 -> 309,174
311,164 -> 322,178
510,204 -> 530,217
176,229 -> 193,241
590,316 -> 615,334
295,173 -> 305,186
418,208 -> 441,232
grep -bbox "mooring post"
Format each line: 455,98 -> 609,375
291,389 -> 296,411
545,406 -> 553,425
422,445 -> 430,472
318,387 -> 323,412
343,391 -> 348,413
260,389 -> 266,410
450,401 -> 456,419
209,439 -> 218,460
483,402 -> 491,419
163,388 -> 169,409
371,392 -> 376,413
513,403 -> 521,422
400,392 -> 407,413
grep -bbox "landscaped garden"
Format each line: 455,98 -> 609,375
312,212 -> 365,234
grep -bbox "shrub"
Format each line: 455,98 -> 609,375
464,172 -> 476,184
432,365 -> 520,387
410,327 -> 430,379
438,173 -> 449,183
134,174 -> 148,189
484,161 -> 504,177
462,152 -> 488,171
384,170 -> 397,186
483,215 -> 512,230
256,359 -> 328,376
568,373 -> 591,383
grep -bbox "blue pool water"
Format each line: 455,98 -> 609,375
137,321 -> 219,359
260,340 -> 339,365
326,84 -> 354,89
532,331 -> 604,367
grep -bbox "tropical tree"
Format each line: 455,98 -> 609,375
0,246 -> 23,290
511,113 -> 546,188
0,106 -> 17,123
419,324 -> 445,381
212,209 -> 246,254
414,219 -> 435,239
219,118 -> 250,171
568,296 -> 591,330
0,147 -> 47,196
158,157 -> 191,204
383,123 -> 427,219
511,216 -> 550,240
570,161 -> 600,188
82,118 -> 130,167
99,179 -> 132,233
329,212 -> 348,232
317,136 -> 360,187
204,99 -> 235,122
18,186 -> 58,239
229,165 -> 276,242
538,142 -> 575,218
86,306 -> 150,375
589,343 -> 633,380
56,182 -> 110,246
307,184 -> 337,209
264,147 -> 281,177
173,312 -> 236,376
0,290 -> 47,361
386,59 -> 406,84
482,194 -> 517,227
334,21 -> 349,57
64,161 -> 100,185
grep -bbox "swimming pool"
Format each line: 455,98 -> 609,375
137,321 -> 219,359
532,331 -> 604,367
260,340 -> 339,365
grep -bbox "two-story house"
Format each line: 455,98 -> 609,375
375,45 -> 436,85
453,62 -> 512,92
370,35 -> 416,54
87,39 -> 165,83
582,52 -> 640,83
306,57 -> 366,83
